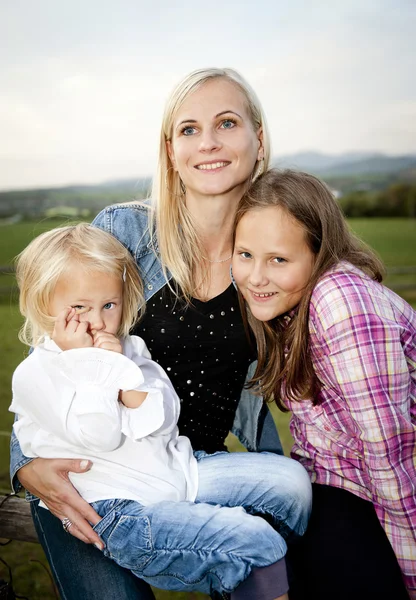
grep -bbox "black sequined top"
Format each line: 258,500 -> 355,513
132,283 -> 256,453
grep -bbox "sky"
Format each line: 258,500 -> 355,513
1,0 -> 415,190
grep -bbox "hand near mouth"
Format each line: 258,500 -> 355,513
92,331 -> 122,354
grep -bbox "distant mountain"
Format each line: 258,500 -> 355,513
2,152 -> 416,217
97,177 -> 152,191
273,151 -> 416,177
1,176 -> 151,195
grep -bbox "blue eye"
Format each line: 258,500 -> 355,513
273,257 -> 286,264
221,119 -> 236,129
182,126 -> 197,136
239,251 -> 252,259
103,302 -> 115,310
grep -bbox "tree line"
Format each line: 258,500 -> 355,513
338,183 -> 416,218
1,180 -> 415,220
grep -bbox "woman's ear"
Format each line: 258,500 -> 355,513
166,140 -> 177,171
257,127 -> 264,161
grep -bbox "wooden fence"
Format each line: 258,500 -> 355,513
0,494 -> 38,543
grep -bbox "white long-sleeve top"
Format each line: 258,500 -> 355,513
10,336 -> 198,506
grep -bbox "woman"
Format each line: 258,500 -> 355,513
10,68 -> 311,599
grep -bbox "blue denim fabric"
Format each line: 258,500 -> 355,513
31,499 -> 156,600
89,451 -> 311,596
194,451 -> 311,542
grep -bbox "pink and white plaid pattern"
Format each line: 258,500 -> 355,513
287,262 -> 416,597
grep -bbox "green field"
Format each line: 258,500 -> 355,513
351,219 -> 416,265
0,217 -> 415,599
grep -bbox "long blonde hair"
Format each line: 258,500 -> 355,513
151,67 -> 271,300
16,223 -> 145,346
234,169 -> 384,409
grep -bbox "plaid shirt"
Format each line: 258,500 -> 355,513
286,262 -> 416,597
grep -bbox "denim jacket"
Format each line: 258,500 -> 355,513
10,203 -> 282,494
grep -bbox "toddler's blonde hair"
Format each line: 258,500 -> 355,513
16,223 -> 144,346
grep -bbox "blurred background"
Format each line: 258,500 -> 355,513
0,1 -> 415,598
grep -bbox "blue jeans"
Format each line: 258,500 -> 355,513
32,451 -> 311,599
91,451 -> 311,596
31,499 -> 156,600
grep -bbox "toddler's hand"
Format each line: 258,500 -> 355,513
52,307 -> 94,351
92,331 -> 122,354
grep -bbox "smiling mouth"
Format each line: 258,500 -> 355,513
195,161 -> 230,170
250,291 -> 277,299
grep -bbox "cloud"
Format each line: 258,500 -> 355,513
1,0 -> 415,188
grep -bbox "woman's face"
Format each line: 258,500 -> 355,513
232,206 -> 315,322
167,78 -> 263,201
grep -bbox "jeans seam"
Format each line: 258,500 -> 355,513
141,548 -> 252,592
141,562 -> 228,592
31,503 -> 68,600
248,506 -> 295,542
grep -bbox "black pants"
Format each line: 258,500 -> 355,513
287,483 -> 409,600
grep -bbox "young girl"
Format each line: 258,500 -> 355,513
232,169 -> 416,600
10,222 -> 312,600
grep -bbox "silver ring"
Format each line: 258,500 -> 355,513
61,517 -> 73,533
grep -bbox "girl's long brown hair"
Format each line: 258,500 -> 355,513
234,169 -> 384,410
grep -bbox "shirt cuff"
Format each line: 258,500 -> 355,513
55,347 -> 144,390
120,390 -> 165,439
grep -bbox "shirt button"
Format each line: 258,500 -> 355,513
147,284 -> 153,290
324,425 -> 330,432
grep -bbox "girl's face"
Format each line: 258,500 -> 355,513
233,206 -> 315,321
49,264 -> 123,335
167,78 -> 263,201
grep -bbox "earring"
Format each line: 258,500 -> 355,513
251,158 -> 265,184
165,167 -> 186,198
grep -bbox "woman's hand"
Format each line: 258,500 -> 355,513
18,458 -> 104,548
